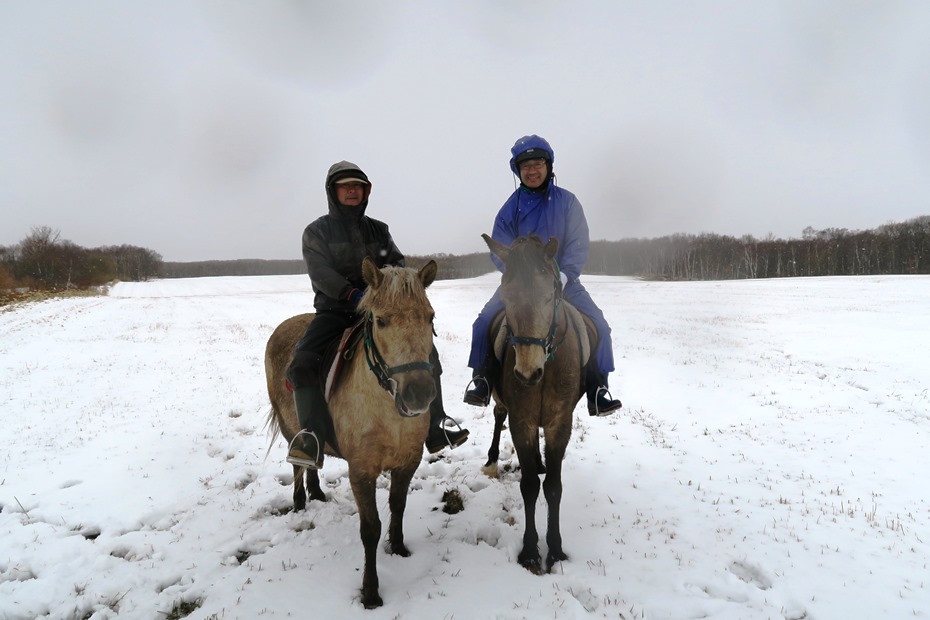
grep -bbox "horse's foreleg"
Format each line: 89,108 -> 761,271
513,436 -> 543,574
484,404 -> 509,470
349,472 -> 383,609
542,451 -> 568,571
386,461 -> 417,557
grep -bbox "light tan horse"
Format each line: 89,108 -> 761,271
265,257 -> 438,609
481,234 -> 593,575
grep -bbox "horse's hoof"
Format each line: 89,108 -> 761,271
518,552 -> 544,575
361,592 -> 383,609
389,544 -> 411,558
521,560 -> 545,576
481,462 -> 500,478
546,550 -> 568,572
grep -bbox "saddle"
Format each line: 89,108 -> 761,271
323,320 -> 366,401
282,319 -> 365,402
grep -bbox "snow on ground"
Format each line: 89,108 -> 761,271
1,272 -> 928,619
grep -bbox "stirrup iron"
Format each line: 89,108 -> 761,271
286,430 -> 322,470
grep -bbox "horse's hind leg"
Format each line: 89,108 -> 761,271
349,471 -> 383,609
306,469 -> 326,502
386,461 -> 418,557
292,465 -> 307,511
292,466 -> 326,511
483,404 -> 509,472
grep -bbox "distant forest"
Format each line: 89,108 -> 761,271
158,215 -> 930,281
3,217 -> 928,302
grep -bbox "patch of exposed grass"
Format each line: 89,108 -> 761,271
441,488 -> 465,514
1,287 -> 108,309
163,598 -> 203,619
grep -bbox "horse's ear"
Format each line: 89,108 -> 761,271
482,233 -> 510,262
544,236 -> 559,260
362,256 -> 384,289
418,260 -> 438,289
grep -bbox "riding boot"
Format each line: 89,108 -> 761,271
287,387 -> 326,469
286,349 -> 329,469
425,376 -> 470,454
586,367 -> 622,417
288,385 -> 327,469
463,357 -> 493,407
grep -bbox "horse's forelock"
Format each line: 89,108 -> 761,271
503,236 -> 549,283
361,266 -> 430,311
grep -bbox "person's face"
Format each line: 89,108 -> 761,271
518,158 -> 548,189
335,182 -> 366,206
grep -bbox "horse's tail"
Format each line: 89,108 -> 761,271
262,404 -> 282,462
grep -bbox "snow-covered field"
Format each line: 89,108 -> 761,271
1,272 -> 928,619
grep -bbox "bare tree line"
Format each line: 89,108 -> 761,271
1,226 -> 162,294
586,216 -> 929,280
3,217 -> 927,303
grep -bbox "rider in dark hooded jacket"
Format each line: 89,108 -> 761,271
285,160 -> 468,469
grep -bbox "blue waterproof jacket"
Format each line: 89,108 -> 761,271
491,184 -> 589,283
470,135 -> 615,377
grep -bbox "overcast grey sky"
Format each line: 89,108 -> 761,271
2,1 -> 929,262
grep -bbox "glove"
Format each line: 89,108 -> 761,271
346,288 -> 364,307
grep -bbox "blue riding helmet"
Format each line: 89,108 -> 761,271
509,134 -> 555,175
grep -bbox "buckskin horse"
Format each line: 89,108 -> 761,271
264,257 -> 438,609
481,233 -> 595,575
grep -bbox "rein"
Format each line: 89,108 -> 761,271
362,312 -> 434,397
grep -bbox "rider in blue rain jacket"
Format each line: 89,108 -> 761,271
464,135 -> 623,416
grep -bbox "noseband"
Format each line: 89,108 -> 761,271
362,312 -> 434,397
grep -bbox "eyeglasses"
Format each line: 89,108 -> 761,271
518,158 -> 546,172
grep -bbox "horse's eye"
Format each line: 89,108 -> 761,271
376,316 -> 387,328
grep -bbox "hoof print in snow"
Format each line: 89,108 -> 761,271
728,560 -> 772,590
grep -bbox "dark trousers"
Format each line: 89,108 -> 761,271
286,311 -> 357,389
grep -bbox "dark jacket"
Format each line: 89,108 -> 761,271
301,160 -> 405,313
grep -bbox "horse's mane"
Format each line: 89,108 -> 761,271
359,265 -> 430,311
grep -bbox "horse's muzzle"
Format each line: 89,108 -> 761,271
393,377 -> 436,418
514,367 -> 544,386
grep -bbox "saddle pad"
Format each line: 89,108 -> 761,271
492,303 -> 596,367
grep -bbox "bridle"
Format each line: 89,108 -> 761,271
504,269 -> 564,362
362,311 -> 434,397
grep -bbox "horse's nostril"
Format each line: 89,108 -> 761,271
515,367 -> 543,386
398,378 -> 436,415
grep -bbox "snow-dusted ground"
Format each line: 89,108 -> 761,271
1,273 -> 928,619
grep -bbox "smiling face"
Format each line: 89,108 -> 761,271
518,157 -> 548,189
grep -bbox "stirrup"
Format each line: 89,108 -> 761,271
463,376 -> 491,407
588,386 -> 622,417
286,430 -> 323,470
427,416 -> 470,454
